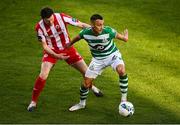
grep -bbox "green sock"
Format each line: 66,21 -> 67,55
79,85 -> 89,105
119,74 -> 128,101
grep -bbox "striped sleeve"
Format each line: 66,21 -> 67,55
60,13 -> 79,26
35,23 -> 46,42
79,29 -> 85,39
107,26 -> 117,39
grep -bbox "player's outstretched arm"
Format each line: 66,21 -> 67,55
77,21 -> 91,28
65,35 -> 81,48
116,29 -> 128,42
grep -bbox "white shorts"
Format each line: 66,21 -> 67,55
85,51 -> 124,79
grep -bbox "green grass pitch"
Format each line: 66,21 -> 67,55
0,0 -> 179,124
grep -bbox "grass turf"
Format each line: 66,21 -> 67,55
0,0 -> 179,123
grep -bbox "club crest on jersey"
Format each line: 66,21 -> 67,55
55,25 -> 60,29
72,18 -> 77,22
102,38 -> 108,43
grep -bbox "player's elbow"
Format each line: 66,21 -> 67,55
77,22 -> 85,28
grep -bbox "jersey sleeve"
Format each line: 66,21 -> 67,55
60,13 -> 79,26
107,26 -> 117,39
79,29 -> 86,39
35,24 -> 46,42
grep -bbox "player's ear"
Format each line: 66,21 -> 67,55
90,20 -> 94,26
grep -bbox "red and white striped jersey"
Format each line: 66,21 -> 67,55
35,13 -> 79,50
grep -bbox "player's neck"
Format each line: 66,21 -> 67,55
92,29 -> 102,36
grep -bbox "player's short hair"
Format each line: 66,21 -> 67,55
90,14 -> 103,22
40,7 -> 54,19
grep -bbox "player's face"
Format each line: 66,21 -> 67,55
44,15 -> 54,26
92,19 -> 104,34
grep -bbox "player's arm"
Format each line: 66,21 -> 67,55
41,40 -> 69,60
116,29 -> 128,42
76,21 -> 91,29
66,35 -> 81,48
61,13 -> 90,28
36,26 -> 69,60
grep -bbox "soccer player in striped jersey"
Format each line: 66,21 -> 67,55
67,14 -> 129,111
27,7 -> 103,112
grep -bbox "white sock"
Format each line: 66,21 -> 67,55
31,101 -> 36,105
91,85 -> 100,93
80,100 -> 86,106
121,94 -> 127,102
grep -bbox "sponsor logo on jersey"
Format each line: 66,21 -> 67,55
45,31 -> 63,38
93,44 -> 105,51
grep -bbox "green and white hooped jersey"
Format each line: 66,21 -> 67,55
79,26 -> 118,60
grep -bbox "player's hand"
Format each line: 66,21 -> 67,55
56,53 -> 69,60
123,29 -> 128,42
64,43 -> 72,49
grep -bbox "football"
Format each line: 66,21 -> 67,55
119,101 -> 135,117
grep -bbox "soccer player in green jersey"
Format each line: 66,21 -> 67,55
67,14 -> 129,111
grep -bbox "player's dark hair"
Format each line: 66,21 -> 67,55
90,14 -> 103,22
40,7 -> 54,19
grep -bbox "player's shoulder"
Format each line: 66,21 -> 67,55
84,27 -> 92,31
53,13 -> 62,18
35,20 -> 43,31
104,26 -> 113,30
59,12 -> 66,15
59,12 -> 71,18
54,12 -> 65,17
104,26 -> 116,33
80,27 -> 92,34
